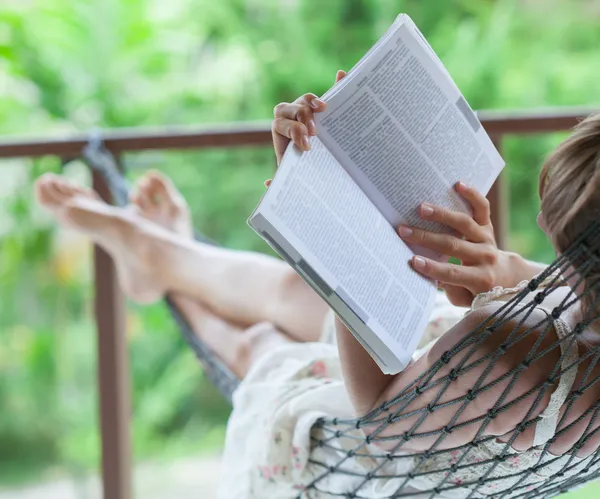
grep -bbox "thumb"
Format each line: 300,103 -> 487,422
335,70 -> 347,83
439,283 -> 474,308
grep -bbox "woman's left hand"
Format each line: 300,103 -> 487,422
397,182 -> 517,307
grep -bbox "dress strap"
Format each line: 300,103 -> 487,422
532,308 -> 579,447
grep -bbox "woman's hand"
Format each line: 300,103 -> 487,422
265,70 -> 347,187
397,182 -> 526,307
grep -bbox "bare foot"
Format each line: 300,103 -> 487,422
35,173 -> 167,304
130,171 -> 192,238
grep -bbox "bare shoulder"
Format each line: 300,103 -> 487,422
371,302 -> 560,451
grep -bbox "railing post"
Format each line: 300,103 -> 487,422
488,136 -> 509,249
92,167 -> 132,499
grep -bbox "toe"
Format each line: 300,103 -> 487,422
133,181 -> 153,213
146,170 -> 185,206
38,174 -> 71,206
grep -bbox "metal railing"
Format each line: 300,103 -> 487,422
0,107 -> 593,499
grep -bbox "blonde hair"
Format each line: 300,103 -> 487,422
539,113 -> 600,325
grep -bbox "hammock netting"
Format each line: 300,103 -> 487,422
81,139 -> 600,498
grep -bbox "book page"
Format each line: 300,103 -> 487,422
315,15 -> 505,257
249,138 -> 437,373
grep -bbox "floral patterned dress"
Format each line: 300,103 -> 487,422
217,285 -> 587,498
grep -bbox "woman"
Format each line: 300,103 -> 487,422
36,83 -> 599,497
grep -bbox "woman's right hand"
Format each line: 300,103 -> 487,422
270,70 -> 347,166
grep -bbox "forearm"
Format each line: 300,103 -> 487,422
334,316 -> 393,416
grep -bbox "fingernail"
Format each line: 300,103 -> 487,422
398,226 -> 413,238
307,119 -> 317,136
457,181 -> 468,190
311,98 -> 325,109
413,256 -> 426,270
264,179 -> 272,187
302,135 -> 311,150
421,204 -> 434,217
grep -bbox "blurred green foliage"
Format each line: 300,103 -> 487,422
0,0 -> 600,493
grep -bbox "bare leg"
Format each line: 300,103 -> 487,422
130,172 -> 292,378
173,295 -> 290,378
35,172 -> 328,341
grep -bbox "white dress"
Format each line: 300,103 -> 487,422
217,282 -> 589,498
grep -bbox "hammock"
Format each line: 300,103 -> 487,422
82,138 -> 600,498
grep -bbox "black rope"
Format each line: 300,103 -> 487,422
302,221 -> 600,498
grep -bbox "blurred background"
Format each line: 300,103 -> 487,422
0,0 -> 599,497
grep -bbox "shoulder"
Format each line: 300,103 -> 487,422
426,302 -> 555,368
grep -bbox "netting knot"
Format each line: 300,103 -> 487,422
433,487 -> 441,494
551,307 -> 562,319
346,493 -> 355,499
403,432 -> 410,441
355,421 -> 361,429
575,323 -> 584,335
444,425 -> 453,434
521,359 -> 532,370
423,450 -> 432,459
466,389 -> 477,401
573,390 -> 584,399
557,471 -> 565,477
499,343 -> 509,353
487,409 -> 498,420
332,417 -> 338,425
386,453 -> 394,461
450,464 -> 458,472
366,472 -> 374,480
365,436 -> 372,445
318,440 -> 324,447
534,292 -> 545,304
329,466 -> 336,473
427,404 -> 436,413
448,369 -> 458,381
347,450 -> 355,457
470,441 -> 479,448
335,430 -> 342,438
441,351 -> 452,364
495,455 -> 507,463
544,378 -> 555,388
415,386 -> 423,396
528,279 -> 538,291
315,418 -> 325,428
478,478 -> 486,486
387,414 -> 395,425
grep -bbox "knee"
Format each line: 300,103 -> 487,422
273,267 -> 307,309
234,322 -> 285,376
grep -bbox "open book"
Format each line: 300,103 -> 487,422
249,14 -> 505,374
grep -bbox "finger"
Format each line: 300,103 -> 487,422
272,118 -> 311,151
398,225 -> 480,260
264,179 -> 272,187
335,70 -> 347,83
294,93 -> 327,113
419,203 -> 488,242
410,256 -> 483,291
456,182 -> 491,225
274,101 -> 317,136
